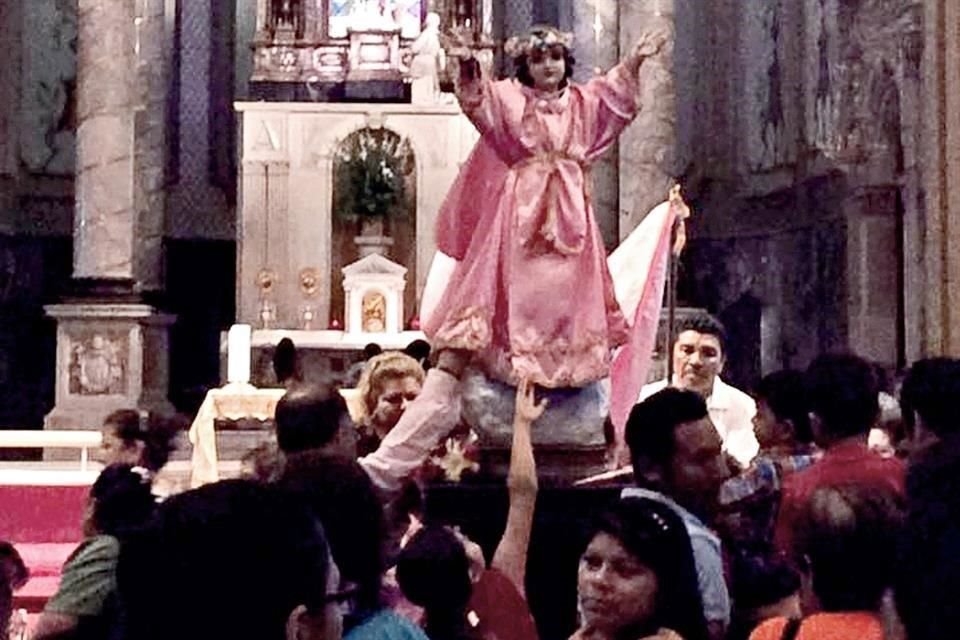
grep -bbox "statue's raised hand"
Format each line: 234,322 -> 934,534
625,30 -> 668,74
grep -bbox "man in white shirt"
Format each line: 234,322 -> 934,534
639,313 -> 759,467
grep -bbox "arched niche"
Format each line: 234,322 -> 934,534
329,127 -> 417,327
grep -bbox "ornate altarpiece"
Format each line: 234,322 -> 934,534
252,0 -> 493,84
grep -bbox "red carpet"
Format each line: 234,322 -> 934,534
1,483 -> 90,615
1,484 -> 88,543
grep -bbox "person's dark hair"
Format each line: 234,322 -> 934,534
897,441 -> 960,640
118,480 -> 331,640
103,409 -> 183,472
626,388 -> 709,478
584,498 -> 709,640
274,383 -> 351,454
396,525 -> 475,640
795,484 -> 903,612
900,357 -> 960,438
0,542 -> 27,640
514,48 -> 576,89
90,464 -> 156,539
675,313 -> 727,353
730,550 -> 799,611
362,342 -> 383,361
804,353 -> 880,439
0,543 -> 27,590
754,370 -> 813,444
273,337 -> 301,385
726,552 -> 800,640
403,339 -> 430,361
279,451 -> 386,622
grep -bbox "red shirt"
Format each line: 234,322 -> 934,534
773,439 -> 904,554
469,568 -> 539,640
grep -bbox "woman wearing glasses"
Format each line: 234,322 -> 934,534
573,498 -> 709,640
423,25 -> 668,393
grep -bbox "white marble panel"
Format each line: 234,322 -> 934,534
236,102 -> 476,328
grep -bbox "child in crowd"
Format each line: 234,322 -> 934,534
716,370 -> 820,552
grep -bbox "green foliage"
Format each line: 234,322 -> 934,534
333,128 -> 413,220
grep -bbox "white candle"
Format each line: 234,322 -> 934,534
227,324 -> 252,384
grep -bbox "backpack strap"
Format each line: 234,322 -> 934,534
780,617 -> 803,640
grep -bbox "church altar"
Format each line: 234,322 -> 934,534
246,329 -> 426,350
235,101 -> 478,333
221,328 -> 428,386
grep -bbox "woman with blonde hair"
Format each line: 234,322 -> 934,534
356,351 -> 426,455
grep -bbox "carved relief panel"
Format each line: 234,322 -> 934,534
20,0 -> 77,175
806,0 -> 922,165
67,330 -> 127,396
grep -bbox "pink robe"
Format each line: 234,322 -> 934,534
424,64 -> 641,388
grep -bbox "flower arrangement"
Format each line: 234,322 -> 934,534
333,128 -> 413,222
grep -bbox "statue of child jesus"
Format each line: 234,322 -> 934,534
423,26 -> 667,389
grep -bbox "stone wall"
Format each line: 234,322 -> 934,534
661,0 -> 926,378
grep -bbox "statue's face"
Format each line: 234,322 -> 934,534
528,45 -> 566,91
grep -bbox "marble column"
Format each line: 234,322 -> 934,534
133,0 -> 169,293
573,0 -> 620,249
918,0 -> 960,356
166,0 -> 231,239
504,0 -> 533,39
0,0 -> 21,179
73,0 -> 137,284
618,0 -> 677,240
45,0 -> 174,433
845,190 -> 901,367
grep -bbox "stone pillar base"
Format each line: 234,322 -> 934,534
44,303 -> 176,439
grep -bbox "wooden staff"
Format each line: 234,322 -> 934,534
665,185 -> 690,382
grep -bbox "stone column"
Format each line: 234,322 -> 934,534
573,0 -> 620,248
0,0 -> 21,179
45,0 -> 174,432
918,0 -> 960,356
73,0 -> 137,285
504,0 -> 533,40
133,0 -> 169,294
845,189 -> 901,366
618,0 -> 677,240
167,0 -> 231,239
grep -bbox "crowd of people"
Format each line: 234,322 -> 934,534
3,13 -> 948,639
2,310 -> 957,640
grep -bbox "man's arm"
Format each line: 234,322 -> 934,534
358,349 -> 468,496
689,533 -> 730,640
